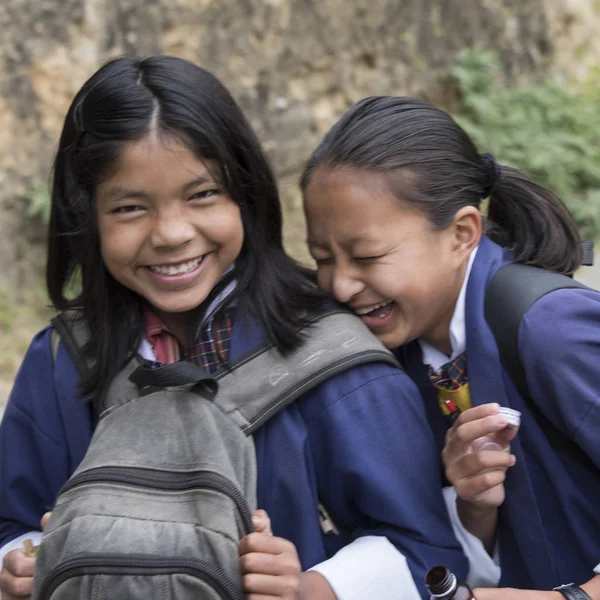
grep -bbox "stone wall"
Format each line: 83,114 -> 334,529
0,0 -> 580,287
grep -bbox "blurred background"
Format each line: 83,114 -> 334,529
1,0 -> 600,411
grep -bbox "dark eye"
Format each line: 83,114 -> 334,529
189,189 -> 219,201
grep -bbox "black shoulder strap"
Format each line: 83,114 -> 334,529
50,310 -> 93,380
484,264 -> 596,471
484,264 -> 587,399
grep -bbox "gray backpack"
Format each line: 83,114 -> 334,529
33,308 -> 400,600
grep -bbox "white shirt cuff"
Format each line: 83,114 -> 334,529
309,536 -> 421,600
594,562 -> 600,574
443,486 -> 501,588
0,531 -> 42,566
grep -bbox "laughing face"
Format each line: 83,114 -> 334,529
96,134 -> 244,339
303,167 -> 473,352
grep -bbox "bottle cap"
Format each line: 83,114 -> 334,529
498,407 -> 521,427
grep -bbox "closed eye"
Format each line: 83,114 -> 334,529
189,189 -> 220,201
355,255 -> 384,263
314,258 -> 333,266
111,205 -> 144,215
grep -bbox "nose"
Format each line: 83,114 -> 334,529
330,265 -> 365,304
150,207 -> 195,250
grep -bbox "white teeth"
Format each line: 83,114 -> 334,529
149,257 -> 201,276
355,301 -> 392,316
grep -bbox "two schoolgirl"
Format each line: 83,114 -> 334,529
0,58 -> 468,599
301,96 -> 600,599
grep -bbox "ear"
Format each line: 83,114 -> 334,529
448,205 -> 482,261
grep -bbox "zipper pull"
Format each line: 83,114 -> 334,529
318,502 -> 339,535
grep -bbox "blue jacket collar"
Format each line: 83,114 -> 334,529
229,309 -> 266,362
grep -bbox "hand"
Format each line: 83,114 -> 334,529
0,512 -> 51,599
240,510 -> 301,599
443,403 -> 519,508
474,588 -> 562,600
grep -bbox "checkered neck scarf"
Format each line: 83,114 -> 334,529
144,308 -> 234,375
428,352 -> 468,390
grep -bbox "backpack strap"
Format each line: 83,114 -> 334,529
50,310 -> 93,379
50,328 -> 61,363
484,264 -> 587,400
213,309 -> 401,434
484,264 -> 596,471
130,308 -> 401,435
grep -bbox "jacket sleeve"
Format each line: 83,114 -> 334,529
519,288 -> 600,469
0,328 -> 72,547
304,363 -> 469,599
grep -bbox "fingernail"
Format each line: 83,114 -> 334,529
510,455 -> 517,466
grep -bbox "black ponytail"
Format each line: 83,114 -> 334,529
485,166 -> 582,274
301,96 -> 583,275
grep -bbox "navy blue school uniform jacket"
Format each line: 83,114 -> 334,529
398,235 -> 600,591
0,313 -> 468,598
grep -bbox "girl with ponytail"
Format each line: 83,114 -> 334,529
301,96 -> 600,599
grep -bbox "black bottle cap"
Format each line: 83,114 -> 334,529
425,566 -> 457,597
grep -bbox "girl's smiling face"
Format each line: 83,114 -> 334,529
96,134 -> 244,339
303,167 -> 479,352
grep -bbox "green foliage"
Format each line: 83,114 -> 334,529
450,44 -> 600,240
26,183 -> 51,225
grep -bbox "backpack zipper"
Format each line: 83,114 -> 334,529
60,466 -> 253,534
37,553 -> 244,600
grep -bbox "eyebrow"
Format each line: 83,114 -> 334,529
180,174 -> 216,193
306,235 -> 376,249
102,175 -> 217,203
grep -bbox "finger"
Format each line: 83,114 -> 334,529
0,570 -> 35,597
448,414 -> 510,449
447,451 -> 516,482
457,470 -> 509,500
453,404 -> 501,425
41,512 -> 52,530
240,551 -> 300,576
240,533 -> 295,557
251,509 -> 272,535
243,573 -> 300,597
245,595 -> 280,600
2,550 -> 36,578
241,552 -> 282,576
473,589 -> 502,600
473,588 -> 534,600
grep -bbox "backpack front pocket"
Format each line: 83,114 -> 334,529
59,465 -> 253,536
37,553 -> 244,600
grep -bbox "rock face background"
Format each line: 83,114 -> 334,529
1,0 -> 599,407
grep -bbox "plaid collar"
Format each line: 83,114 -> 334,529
143,307 -> 234,374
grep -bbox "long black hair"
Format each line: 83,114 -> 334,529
47,55 -> 326,406
301,96 -> 582,274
